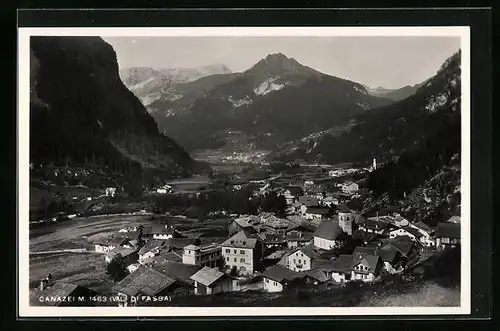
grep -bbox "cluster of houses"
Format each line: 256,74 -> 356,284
34,166 -> 461,307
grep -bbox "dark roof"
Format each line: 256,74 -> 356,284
306,207 -> 331,215
314,218 -> 344,241
319,255 -> 353,273
435,222 -> 460,239
288,186 -> 304,196
263,233 -> 286,244
221,231 -> 261,249
377,245 -> 400,264
298,196 -> 319,207
164,238 -> 200,250
94,235 -> 129,247
352,254 -> 382,274
353,246 -> 378,256
233,218 -> 254,228
402,226 -> 424,238
261,266 -> 302,283
352,229 -> 382,243
190,267 -> 226,287
286,222 -> 316,233
37,282 -> 82,306
387,238 -> 415,257
354,214 -> 366,224
106,246 -> 138,259
286,231 -> 314,242
138,240 -> 166,255
413,221 -> 433,233
337,204 -> 351,213
112,266 -> 176,296
360,219 -> 390,231
293,244 -> 321,259
300,268 -> 328,283
153,261 -> 202,286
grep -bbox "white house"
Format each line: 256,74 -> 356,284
341,182 -> 359,195
182,243 -> 222,268
156,185 -> 172,194
287,245 -> 318,272
351,253 -> 383,282
105,187 -> 116,197
313,217 -> 347,250
221,231 -> 264,275
323,254 -> 353,283
261,266 -> 303,293
190,267 -> 233,295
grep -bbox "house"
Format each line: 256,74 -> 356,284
279,186 -> 304,204
262,233 -> 287,249
138,240 -> 167,262
105,246 -> 139,265
321,254 -> 354,283
153,261 -> 202,288
300,268 -> 329,284
337,204 -> 355,235
313,217 -> 347,250
164,238 -> 201,252
221,231 -> 264,275
385,236 -> 419,266
151,224 -> 183,240
263,248 -> 289,266
389,227 -> 423,242
126,263 -> 141,273
190,266 -> 234,295
287,244 -> 321,272
263,217 -> 290,234
112,266 -> 190,306
35,281 -> 98,306
94,236 -> 131,253
322,196 -> 338,207
156,185 -> 172,194
408,222 -> 435,248
229,218 -> 257,236
377,244 -> 403,274
105,187 -> 117,197
182,243 -> 223,268
341,181 -> 359,194
304,207 -> 332,220
261,265 -> 304,293
357,218 -> 391,236
286,230 -> 314,249
435,222 -> 461,251
298,196 -> 319,208
351,253 -> 383,282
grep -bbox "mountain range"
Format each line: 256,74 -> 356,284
363,83 -> 425,101
30,36 -> 199,187
276,50 -> 461,166
136,53 -> 394,152
119,64 -> 232,107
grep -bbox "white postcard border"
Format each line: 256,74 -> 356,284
18,26 -> 471,317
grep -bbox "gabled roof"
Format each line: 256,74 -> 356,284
287,186 -> 304,196
261,265 -> 303,283
377,244 -> 400,264
37,282 -> 83,305
164,238 -> 200,250
106,246 -> 138,260
401,226 -> 424,238
353,246 -> 378,256
318,254 -> 353,274
300,268 -> 328,283
387,238 -> 415,257
314,218 -> 344,241
435,222 -> 460,239
298,196 -> 319,207
286,231 -> 314,242
352,254 -> 381,274
306,207 -> 331,215
292,244 -> 320,259
190,267 -> 226,287
112,266 -> 176,297
138,240 -> 166,256
360,219 -> 390,231
94,235 -> 129,247
233,218 -> 254,228
221,231 -> 261,249
337,204 -> 351,213
153,261 -> 202,286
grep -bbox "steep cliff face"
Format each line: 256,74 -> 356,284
29,36 -> 197,184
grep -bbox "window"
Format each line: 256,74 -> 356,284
234,258 -> 237,262
265,279 -> 269,283
225,249 -> 230,253
298,259 -> 302,264
240,250 -> 245,254
226,257 -> 229,261
274,281 -> 277,286
233,250 -> 237,254
240,258 -> 245,263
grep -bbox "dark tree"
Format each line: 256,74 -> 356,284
106,255 -> 129,282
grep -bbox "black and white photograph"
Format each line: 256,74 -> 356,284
18,26 -> 470,317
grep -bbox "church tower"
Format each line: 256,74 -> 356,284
372,157 -> 377,171
337,205 -> 354,235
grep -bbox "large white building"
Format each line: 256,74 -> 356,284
221,231 -> 264,275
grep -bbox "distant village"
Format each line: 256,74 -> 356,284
33,159 -> 461,307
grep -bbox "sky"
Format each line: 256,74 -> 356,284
103,36 -> 460,89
